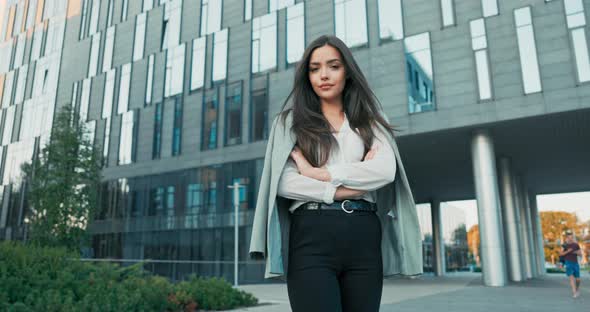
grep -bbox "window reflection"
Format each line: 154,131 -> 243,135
212,29 -> 228,82
481,0 -> 498,17
378,0 -> 403,41
286,3 -> 305,64
441,0 -> 455,27
191,37 -> 206,90
251,84 -> 268,141
133,13 -> 147,62
172,96 -> 182,156
225,81 -> 242,146
334,0 -> 368,47
404,32 -> 435,113
514,7 -> 542,94
152,102 -> 163,159
201,0 -> 222,36
202,88 -> 218,150
252,12 -> 277,73
165,44 -> 185,98
564,0 -> 590,83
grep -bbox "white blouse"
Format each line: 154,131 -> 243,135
277,114 -> 397,212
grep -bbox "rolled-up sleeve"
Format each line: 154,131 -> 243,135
326,129 -> 396,191
277,159 -> 338,204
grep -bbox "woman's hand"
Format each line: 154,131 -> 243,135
291,147 -> 331,182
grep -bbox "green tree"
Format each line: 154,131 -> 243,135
21,105 -> 102,249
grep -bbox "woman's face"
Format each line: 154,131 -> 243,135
308,45 -> 347,104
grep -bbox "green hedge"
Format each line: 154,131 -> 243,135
0,242 -> 257,311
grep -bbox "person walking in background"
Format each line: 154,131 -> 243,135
560,232 -> 582,298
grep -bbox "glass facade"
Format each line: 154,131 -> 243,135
244,0 -> 252,21
564,0 -> 590,83
404,32 -> 435,113
250,81 -> 268,141
164,43 -> 185,98
378,0 -> 404,41
441,0 -> 455,27
146,54 -> 155,106
133,13 -> 147,62
481,0 -> 498,17
251,12 -> 277,73
153,102 -> 163,159
172,96 -> 183,156
118,110 -> 136,165
118,63 -> 132,114
286,3 -> 305,65
201,0 -> 223,36
470,19 -> 492,100
202,88 -> 219,150
212,29 -> 228,82
514,6 -> 542,94
225,81 -> 242,146
335,0 -> 368,47
88,33 -> 100,77
190,37 -> 206,90
102,26 -> 115,73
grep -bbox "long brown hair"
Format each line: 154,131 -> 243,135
280,35 -> 394,167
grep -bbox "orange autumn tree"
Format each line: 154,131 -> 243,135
467,225 -> 480,266
540,211 -> 583,265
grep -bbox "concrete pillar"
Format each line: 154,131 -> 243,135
515,176 -> 533,279
471,130 -> 507,287
431,199 -> 445,276
523,191 -> 538,278
498,157 -> 524,282
529,193 -> 546,275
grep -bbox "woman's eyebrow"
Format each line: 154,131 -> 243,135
309,59 -> 342,65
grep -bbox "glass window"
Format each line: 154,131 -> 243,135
122,0 -> 129,21
146,54 -> 155,105
244,0 -> 252,21
118,110 -> 136,165
80,78 -> 91,121
14,65 -> 27,105
162,0 -> 182,50
404,32 -> 435,113
481,0 -> 498,17
149,187 -> 165,216
470,19 -> 492,100
225,81 -> 242,146
0,75 -> 4,108
102,26 -> 115,73
251,86 -> 268,141
564,0 -> 586,29
153,102 -> 163,159
270,0 -> 294,12
251,12 -> 277,73
172,96 -> 182,156
166,186 -> 175,216
190,37 -> 206,90
212,29 -> 228,82
441,0 -> 455,27
103,118 -> 111,166
88,0 -> 100,36
202,88 -> 218,150
44,18 -> 65,56
514,7 -> 542,94
31,24 -> 44,61
571,28 -> 590,83
133,13 -> 147,62
106,0 -> 114,26
2,70 -> 15,107
164,43 -> 185,98
103,69 -> 116,119
334,0 -> 368,47
2,106 -> 15,145
378,0 -> 403,40
143,0 -> 153,12
14,33 -> 26,68
79,0 -> 89,39
186,183 -> 203,215
88,32 -> 100,77
201,0 -> 222,36
5,6 -> 15,40
286,3 -> 304,64
118,63 -> 132,114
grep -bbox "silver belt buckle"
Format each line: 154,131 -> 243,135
341,200 -> 354,214
307,202 -> 319,210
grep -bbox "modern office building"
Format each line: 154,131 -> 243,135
0,0 -> 589,286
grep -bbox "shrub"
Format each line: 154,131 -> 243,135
0,241 -> 258,311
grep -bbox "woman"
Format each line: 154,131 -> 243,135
249,35 -> 422,312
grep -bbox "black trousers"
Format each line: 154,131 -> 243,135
287,208 -> 383,312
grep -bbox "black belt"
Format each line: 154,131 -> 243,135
302,200 -> 377,213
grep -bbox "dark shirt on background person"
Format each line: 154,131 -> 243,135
564,242 -> 580,263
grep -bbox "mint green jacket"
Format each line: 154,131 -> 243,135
249,112 -> 423,279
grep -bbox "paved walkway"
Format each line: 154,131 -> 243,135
235,273 -> 589,311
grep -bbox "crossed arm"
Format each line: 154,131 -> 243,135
560,247 -> 582,256
277,130 -> 396,203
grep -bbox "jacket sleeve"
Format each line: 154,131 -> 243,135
277,159 -> 337,204
326,127 -> 396,191
248,116 -> 280,260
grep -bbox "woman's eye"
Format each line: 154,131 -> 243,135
309,68 -> 319,72
331,65 -> 340,70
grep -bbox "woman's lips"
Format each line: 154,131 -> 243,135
319,84 -> 333,90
